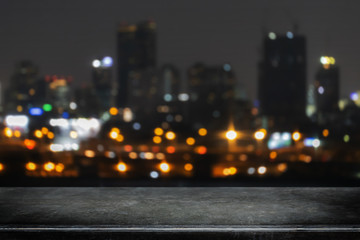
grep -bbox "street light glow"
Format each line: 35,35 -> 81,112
226,130 -> 237,140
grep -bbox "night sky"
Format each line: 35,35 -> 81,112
1,0 -> 360,101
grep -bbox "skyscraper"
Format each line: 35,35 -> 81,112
91,56 -> 114,113
187,62 -> 236,127
116,20 -> 157,108
315,56 -> 339,124
258,31 -> 307,128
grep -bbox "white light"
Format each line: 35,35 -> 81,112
71,118 -> 101,139
72,143 -> 79,151
139,152 -> 146,159
178,93 -> 189,101
226,130 -> 237,140
101,56 -> 113,67
123,108 -> 133,122
223,63 -> 231,71
50,118 -> 69,128
272,132 -> 281,140
281,132 -> 291,141
268,32 -> 276,40
312,139 -> 320,148
64,143 -> 72,151
286,31 -> 293,39
5,115 -> 29,128
320,57 -> 328,65
92,59 -> 101,68
318,86 -> 324,94
247,167 -> 255,175
164,94 -> 172,102
258,166 -> 267,174
50,144 -> 64,152
69,102 -> 77,110
150,171 -> 159,179
106,151 -> 116,158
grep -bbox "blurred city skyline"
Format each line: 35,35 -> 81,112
1,0 -> 360,100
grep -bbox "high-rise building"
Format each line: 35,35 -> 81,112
91,56 -> 114,113
5,61 -> 44,113
315,56 -> 339,124
116,20 -> 157,108
258,31 -> 307,128
187,62 -> 236,127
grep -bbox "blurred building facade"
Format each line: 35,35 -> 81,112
5,61 -> 44,113
315,56 -> 339,124
258,32 -> 307,129
116,20 -> 157,113
91,56 -> 114,113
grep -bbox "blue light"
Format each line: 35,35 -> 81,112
29,107 -> 43,116
223,63 -> 231,72
304,138 -> 315,147
350,92 -> 358,101
286,31 -> 294,39
62,112 -> 69,119
102,56 -> 113,67
133,122 -> 141,130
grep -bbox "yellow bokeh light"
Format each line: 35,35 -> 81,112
17,105 -> 23,112
34,130 -> 43,138
159,162 -> 170,173
198,128 -> 207,136
70,131 -> 78,139
4,127 -> 13,138
254,129 -> 267,140
154,128 -> 164,136
186,137 -> 195,145
292,131 -> 301,141
277,163 -> 287,172
109,131 -> 118,139
26,162 -> 37,171
165,131 -> 176,140
29,88 -> 35,96
0,163 -> 4,171
269,151 -> 277,160
184,163 -> 193,171
42,127 -> 49,135
116,134 -> 124,142
44,162 -> 55,172
223,168 -> 231,176
55,163 -> 65,173
47,132 -> 54,139
84,150 -> 95,158
322,129 -> 329,137
226,130 -> 237,140
109,107 -> 119,116
229,167 -> 237,175
153,136 -> 162,144
111,128 -> 120,133
14,130 -> 21,138
116,162 -> 127,172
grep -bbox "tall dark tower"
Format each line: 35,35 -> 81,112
116,20 -> 156,108
91,56 -> 113,112
315,56 -> 339,124
258,31 -> 307,129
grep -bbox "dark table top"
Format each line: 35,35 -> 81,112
0,187 -> 359,232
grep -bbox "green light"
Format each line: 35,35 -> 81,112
43,104 -> 52,112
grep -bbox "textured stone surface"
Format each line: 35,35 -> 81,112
0,187 -> 359,227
